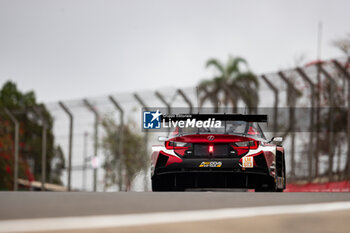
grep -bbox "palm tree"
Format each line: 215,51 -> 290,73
198,56 -> 259,113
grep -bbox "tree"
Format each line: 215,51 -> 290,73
333,34 -> 350,60
198,56 -> 259,113
333,34 -> 350,180
0,81 -> 64,190
101,115 -> 147,191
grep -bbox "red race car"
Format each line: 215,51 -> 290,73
151,114 -> 286,192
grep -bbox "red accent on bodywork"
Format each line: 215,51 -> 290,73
249,141 -> 259,149
276,146 -> 284,154
254,143 -> 277,168
159,151 -> 183,167
239,151 -> 264,166
234,148 -> 249,156
263,150 -> 275,168
239,149 -> 275,169
151,151 -> 158,166
247,127 -> 258,135
229,140 -> 259,156
174,148 -> 187,156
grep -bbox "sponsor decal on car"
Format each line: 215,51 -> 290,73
242,157 -> 254,168
199,161 -> 222,168
277,177 -> 284,187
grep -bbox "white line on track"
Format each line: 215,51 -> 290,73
1,201 -> 350,233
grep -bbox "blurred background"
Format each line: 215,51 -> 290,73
1,0 -> 350,192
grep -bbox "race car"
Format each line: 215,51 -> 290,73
151,114 -> 286,192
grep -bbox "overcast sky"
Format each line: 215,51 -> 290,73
0,0 -> 349,102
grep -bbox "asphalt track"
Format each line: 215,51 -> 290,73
1,192 -> 350,233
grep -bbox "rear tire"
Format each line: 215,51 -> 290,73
152,177 -> 162,191
276,151 -> 286,192
255,185 -> 276,192
152,176 -> 170,191
255,177 -> 277,192
152,175 -> 179,191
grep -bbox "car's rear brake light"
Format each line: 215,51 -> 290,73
208,145 -> 214,153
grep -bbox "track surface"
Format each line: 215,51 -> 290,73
51,210 -> 350,233
1,192 -> 350,220
1,192 -> 350,233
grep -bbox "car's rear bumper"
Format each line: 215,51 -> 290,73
153,156 -> 273,189
156,155 -> 269,174
152,172 -> 273,189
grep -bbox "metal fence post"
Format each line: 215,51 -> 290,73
83,99 -> 99,192
177,89 -> 193,114
319,65 -> 337,180
278,71 -> 298,180
83,131 -> 88,191
332,60 -> 350,179
33,107 -> 47,191
4,108 -> 19,191
296,68 -> 316,181
155,91 -> 171,115
222,85 -> 239,113
155,91 -> 172,134
261,75 -> 279,134
108,96 -> 124,191
133,93 -> 149,191
58,101 -> 74,191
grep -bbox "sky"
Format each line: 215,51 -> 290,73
0,0 -> 349,102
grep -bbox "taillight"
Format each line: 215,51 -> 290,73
165,141 -> 192,156
165,141 -> 189,149
230,140 -> 259,157
233,140 -> 259,149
